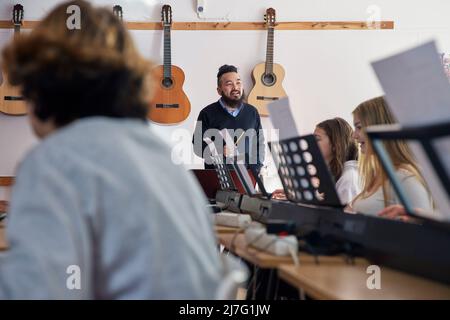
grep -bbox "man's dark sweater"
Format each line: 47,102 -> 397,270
192,101 -> 265,172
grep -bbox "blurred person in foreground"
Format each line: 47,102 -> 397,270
0,0 -> 222,299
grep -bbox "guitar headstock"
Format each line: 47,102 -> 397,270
161,4 -> 172,27
12,4 -> 24,27
113,5 -> 123,21
264,8 -> 276,28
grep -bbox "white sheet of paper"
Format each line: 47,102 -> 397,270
408,142 -> 448,220
434,137 -> 450,179
219,128 -> 242,159
234,162 -> 257,196
372,41 -> 450,126
267,97 -> 299,140
220,129 -> 234,147
372,41 -> 450,221
203,137 -> 219,158
431,137 -> 450,218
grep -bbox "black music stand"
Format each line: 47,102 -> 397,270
204,138 -> 243,212
210,152 -> 237,192
204,137 -> 237,192
269,134 -> 343,207
366,121 -> 450,221
232,162 -> 272,199
232,162 -> 256,196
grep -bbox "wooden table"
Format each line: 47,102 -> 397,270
216,229 -> 450,299
278,263 -> 450,300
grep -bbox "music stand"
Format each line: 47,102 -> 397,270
232,162 -> 257,196
232,162 -> 272,199
268,134 -> 343,207
366,121 -> 450,221
204,138 -> 237,192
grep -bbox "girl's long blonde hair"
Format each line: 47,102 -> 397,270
352,96 -> 430,206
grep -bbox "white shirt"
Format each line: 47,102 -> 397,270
352,169 -> 433,216
335,160 -> 360,205
0,117 -> 222,299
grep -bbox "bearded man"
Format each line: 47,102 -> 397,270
192,65 -> 265,173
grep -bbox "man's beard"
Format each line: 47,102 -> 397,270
221,90 -> 245,108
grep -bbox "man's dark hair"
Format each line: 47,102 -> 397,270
217,64 -> 238,86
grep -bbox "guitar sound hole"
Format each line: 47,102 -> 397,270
262,73 -> 276,87
162,77 -> 173,88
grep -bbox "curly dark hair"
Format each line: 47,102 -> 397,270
217,64 -> 238,86
1,0 -> 153,127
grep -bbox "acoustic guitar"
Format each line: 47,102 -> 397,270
0,4 -> 26,116
148,5 -> 191,125
247,8 -> 287,117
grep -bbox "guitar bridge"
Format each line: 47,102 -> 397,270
4,96 -> 24,101
256,96 -> 279,101
155,104 -> 179,108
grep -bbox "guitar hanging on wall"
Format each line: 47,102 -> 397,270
148,5 -> 191,125
247,8 -> 287,117
0,4 -> 27,116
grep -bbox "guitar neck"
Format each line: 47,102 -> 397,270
265,27 -> 274,75
14,24 -> 21,38
163,25 -> 172,79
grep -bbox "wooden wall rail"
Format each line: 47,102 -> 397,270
0,20 -> 394,31
0,177 -> 14,187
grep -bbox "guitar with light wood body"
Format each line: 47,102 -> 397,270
248,8 -> 287,117
148,5 -> 191,125
0,4 -> 27,116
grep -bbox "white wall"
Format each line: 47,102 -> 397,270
1,0 -> 450,182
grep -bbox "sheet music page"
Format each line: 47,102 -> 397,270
372,41 -> 450,126
220,129 -> 234,149
409,142 -> 449,220
219,128 -> 242,161
203,137 -> 219,158
234,163 -> 257,196
372,41 -> 450,220
267,97 -> 299,140
434,137 -> 450,178
433,137 -> 450,215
